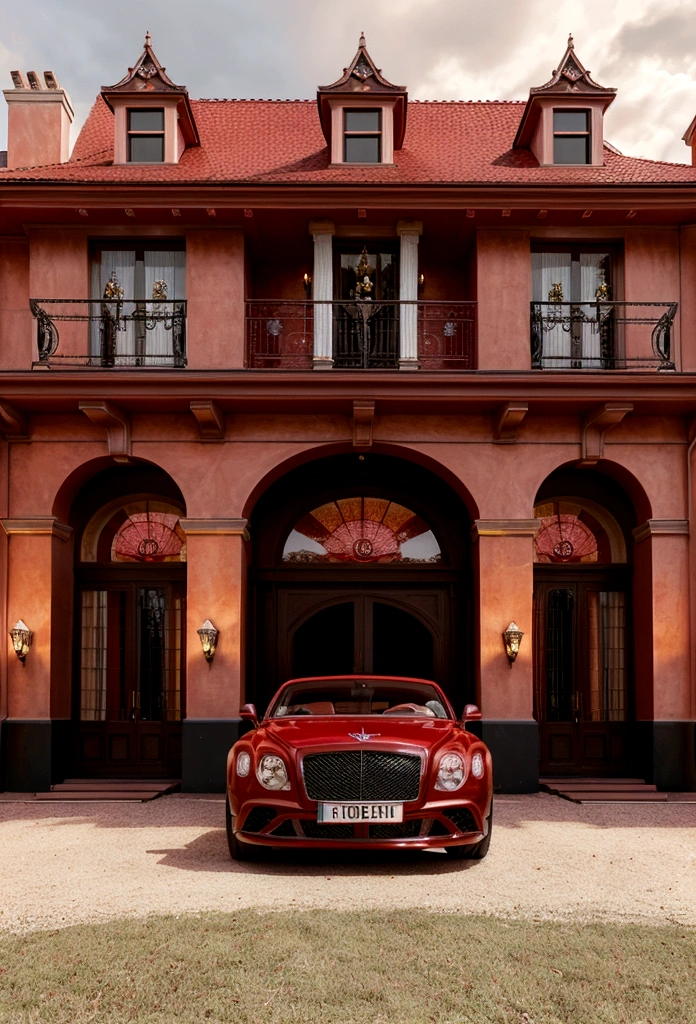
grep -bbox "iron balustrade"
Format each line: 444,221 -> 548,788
245,300 -> 477,369
29,298 -> 187,368
530,301 -> 677,371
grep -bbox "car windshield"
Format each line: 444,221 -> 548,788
268,678 -> 452,719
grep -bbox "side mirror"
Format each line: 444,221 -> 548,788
240,703 -> 259,727
462,703 -> 482,722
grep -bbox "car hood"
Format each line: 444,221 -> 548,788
255,716 -> 465,756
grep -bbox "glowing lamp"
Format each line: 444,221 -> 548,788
197,619 -> 219,664
502,621 -> 524,667
9,620 -> 32,664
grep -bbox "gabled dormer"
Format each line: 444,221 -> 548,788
514,36 -> 616,166
101,33 -> 199,165
317,34 -> 407,165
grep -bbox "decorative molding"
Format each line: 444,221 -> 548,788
396,219 -> 423,237
353,400 -> 375,447
0,400 -> 28,440
179,518 -> 250,541
1,518 -> 73,542
494,402 -> 528,442
633,519 -> 689,543
308,219 -> 335,236
579,403 -> 632,465
472,519 -> 540,540
190,400 -> 225,441
78,401 -> 131,461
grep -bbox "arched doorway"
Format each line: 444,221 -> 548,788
249,453 -> 471,712
70,464 -> 186,778
533,468 -> 635,776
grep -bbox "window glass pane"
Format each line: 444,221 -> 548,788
344,135 -> 381,163
344,109 -> 381,132
129,109 -> 164,131
130,135 -> 164,163
553,135 -> 589,164
554,110 -> 589,132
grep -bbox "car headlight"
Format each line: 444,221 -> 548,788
471,752 -> 485,779
435,752 -> 466,791
236,752 -> 251,778
257,754 -> 290,791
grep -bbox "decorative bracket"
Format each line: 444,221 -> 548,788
353,400 -> 375,447
190,400 -> 225,441
494,402 -> 528,443
579,403 -> 633,465
0,400 -> 28,440
79,401 -> 131,462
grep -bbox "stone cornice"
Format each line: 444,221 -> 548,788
1,517 -> 73,541
179,518 -> 249,540
633,519 -> 689,543
472,519 -> 540,539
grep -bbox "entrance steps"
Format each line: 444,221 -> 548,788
540,776 -> 668,803
33,779 -> 180,802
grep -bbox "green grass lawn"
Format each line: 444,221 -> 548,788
0,911 -> 693,1023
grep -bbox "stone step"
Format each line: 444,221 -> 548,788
35,790 -> 162,802
50,781 -> 179,793
555,790 -> 669,803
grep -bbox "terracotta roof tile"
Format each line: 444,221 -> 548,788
2,94 -> 696,186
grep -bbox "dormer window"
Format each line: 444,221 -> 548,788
553,110 -> 590,164
127,109 -> 165,163
344,109 -> 382,163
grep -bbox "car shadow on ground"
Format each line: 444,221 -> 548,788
146,827 -> 478,875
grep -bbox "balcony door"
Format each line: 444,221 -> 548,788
333,242 -> 399,368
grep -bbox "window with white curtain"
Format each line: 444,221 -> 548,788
89,244 -> 186,366
532,248 -> 614,369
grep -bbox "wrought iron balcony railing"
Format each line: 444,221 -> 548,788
246,300 -> 476,370
29,299 -> 187,368
530,301 -> 677,371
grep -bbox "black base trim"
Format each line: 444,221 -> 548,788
634,721 -> 696,791
478,720 -> 539,793
181,719 -> 244,793
1,719 -> 72,792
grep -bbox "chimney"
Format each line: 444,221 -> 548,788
3,70 -> 74,169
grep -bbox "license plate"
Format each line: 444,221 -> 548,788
317,802 -> 404,823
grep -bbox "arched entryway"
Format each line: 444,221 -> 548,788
69,463 -> 187,778
249,453 -> 472,712
533,467 -> 636,776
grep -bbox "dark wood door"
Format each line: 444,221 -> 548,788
534,570 -> 631,776
73,575 -> 185,777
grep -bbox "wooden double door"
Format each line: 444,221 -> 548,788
253,580 -> 466,712
534,568 -> 631,776
73,570 -> 185,777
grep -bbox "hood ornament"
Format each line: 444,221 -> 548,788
349,729 -> 381,742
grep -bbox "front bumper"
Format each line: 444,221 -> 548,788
232,797 -> 490,850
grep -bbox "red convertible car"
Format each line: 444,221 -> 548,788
225,675 -> 493,861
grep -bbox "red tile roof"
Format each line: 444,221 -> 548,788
2,94 -> 696,185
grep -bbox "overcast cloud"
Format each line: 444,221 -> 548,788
2,0 -> 696,163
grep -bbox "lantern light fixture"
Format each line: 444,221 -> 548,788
502,621 -> 524,667
303,272 -> 312,298
197,619 -> 219,664
9,620 -> 32,664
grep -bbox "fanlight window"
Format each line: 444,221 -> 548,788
283,497 -> 441,564
112,512 -> 185,563
534,501 -> 611,563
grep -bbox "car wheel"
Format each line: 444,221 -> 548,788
445,804 -> 493,861
226,798 -> 258,861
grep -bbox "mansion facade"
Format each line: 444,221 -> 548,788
1,34 -> 695,792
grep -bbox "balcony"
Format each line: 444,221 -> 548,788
245,300 -> 476,370
530,301 -> 677,371
30,299 -> 187,368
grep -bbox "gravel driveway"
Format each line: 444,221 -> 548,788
0,793 -> 694,934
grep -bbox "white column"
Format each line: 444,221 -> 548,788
309,220 -> 335,370
397,220 -> 422,370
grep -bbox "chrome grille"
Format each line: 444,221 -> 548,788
302,751 -> 421,802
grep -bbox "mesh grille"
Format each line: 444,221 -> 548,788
301,821 -> 354,839
303,751 -> 421,802
445,807 -> 478,834
369,819 -> 424,839
241,806 -> 277,833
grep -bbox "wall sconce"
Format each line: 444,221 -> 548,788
9,620 -> 32,665
418,273 -> 425,288
303,273 -> 312,298
502,621 -> 524,667
197,619 -> 219,664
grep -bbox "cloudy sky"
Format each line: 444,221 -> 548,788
2,0 -> 696,163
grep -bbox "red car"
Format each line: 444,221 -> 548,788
225,675 -> 493,861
